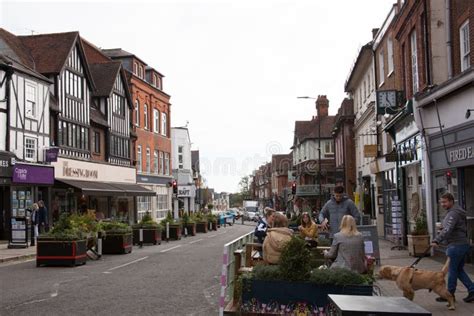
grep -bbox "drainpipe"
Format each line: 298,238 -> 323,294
445,0 -> 453,79
424,0 -> 432,85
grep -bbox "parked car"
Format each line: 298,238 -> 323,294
246,211 -> 257,221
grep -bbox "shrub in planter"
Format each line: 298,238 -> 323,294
194,212 -> 208,233
37,213 -> 89,267
100,221 -> 133,254
181,212 -> 196,236
407,212 -> 430,257
240,236 -> 373,310
207,213 -> 218,231
161,211 -> 182,240
132,212 -> 162,245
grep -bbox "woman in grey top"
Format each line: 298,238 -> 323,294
324,215 -> 366,274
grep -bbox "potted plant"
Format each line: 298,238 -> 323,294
207,213 -> 218,231
239,236 -> 373,312
161,211 -> 182,240
132,212 -> 162,245
36,212 -> 90,267
195,212 -> 208,233
181,212 -> 196,236
407,212 -> 430,257
100,220 -> 133,254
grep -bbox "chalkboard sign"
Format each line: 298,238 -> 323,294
357,225 -> 381,264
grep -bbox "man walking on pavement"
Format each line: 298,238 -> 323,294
431,192 -> 474,303
319,186 -> 361,237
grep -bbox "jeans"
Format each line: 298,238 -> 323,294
446,244 -> 474,294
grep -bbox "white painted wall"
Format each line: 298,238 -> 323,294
171,127 -> 192,171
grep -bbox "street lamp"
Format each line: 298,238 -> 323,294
297,96 -> 323,213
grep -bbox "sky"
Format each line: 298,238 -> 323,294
0,0 -> 395,193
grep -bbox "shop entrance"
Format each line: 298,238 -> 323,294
0,186 -> 8,239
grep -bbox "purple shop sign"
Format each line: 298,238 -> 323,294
13,164 -> 54,185
45,148 -> 59,162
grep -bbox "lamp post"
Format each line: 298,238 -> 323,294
297,96 -> 323,212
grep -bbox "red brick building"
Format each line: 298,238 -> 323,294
332,98 -> 356,200
103,48 -> 173,221
271,153 -> 292,212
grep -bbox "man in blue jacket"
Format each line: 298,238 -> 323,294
432,192 -> 474,303
319,186 -> 361,237
254,207 -> 275,244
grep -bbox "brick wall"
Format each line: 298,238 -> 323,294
451,0 -> 473,76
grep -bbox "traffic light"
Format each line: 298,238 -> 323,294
172,180 -> 178,194
291,182 -> 297,195
446,171 -> 452,185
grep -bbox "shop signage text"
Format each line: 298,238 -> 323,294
449,146 -> 473,163
0,160 -> 8,167
13,164 -> 54,184
63,162 -> 98,179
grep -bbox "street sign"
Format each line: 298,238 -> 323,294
296,185 -> 320,196
364,145 -> 378,158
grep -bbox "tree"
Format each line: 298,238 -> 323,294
239,176 -> 251,199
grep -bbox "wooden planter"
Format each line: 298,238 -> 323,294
133,228 -> 162,245
182,223 -> 197,236
196,221 -> 208,233
407,234 -> 430,257
102,233 -> 133,254
36,238 -> 87,267
162,224 -> 182,240
241,279 -> 373,312
211,220 -> 218,231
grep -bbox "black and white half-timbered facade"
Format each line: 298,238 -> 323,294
0,53 -> 55,241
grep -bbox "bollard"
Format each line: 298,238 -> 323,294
139,228 -> 143,248
224,217 -> 226,228
184,227 -> 188,237
166,222 -> 170,242
97,233 -> 103,257
209,221 -> 212,231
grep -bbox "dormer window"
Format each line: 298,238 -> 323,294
139,65 -> 144,79
133,62 -> 138,75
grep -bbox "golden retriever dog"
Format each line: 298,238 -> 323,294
378,260 -> 455,310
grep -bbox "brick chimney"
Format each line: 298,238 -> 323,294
316,95 -> 329,118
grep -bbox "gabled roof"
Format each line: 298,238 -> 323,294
0,54 -> 51,83
102,48 -> 148,66
81,38 -> 112,64
344,41 -> 373,92
88,62 -> 121,97
0,28 -> 35,69
18,31 -> 79,74
90,106 -> 109,127
294,116 -> 336,144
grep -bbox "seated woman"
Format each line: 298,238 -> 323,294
263,213 -> 293,264
298,212 -> 318,247
324,215 -> 366,274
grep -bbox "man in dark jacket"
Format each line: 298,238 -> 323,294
254,207 -> 275,244
432,192 -> 474,303
319,186 -> 361,237
37,200 -> 48,234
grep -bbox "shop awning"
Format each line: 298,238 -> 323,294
108,183 -> 155,196
56,179 -> 155,197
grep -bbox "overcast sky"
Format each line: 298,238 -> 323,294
1,0 -> 395,193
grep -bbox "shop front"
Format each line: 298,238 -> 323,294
136,174 -> 173,222
429,121 -> 474,247
51,158 -> 154,224
0,151 -> 14,240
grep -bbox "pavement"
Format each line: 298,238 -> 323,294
0,241 -> 36,263
376,239 -> 474,316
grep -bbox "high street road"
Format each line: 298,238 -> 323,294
0,224 -> 254,316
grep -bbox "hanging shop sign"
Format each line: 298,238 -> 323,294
364,145 -> 378,158
178,185 -> 196,198
45,147 -> 59,162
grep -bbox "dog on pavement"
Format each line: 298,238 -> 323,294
378,259 -> 455,311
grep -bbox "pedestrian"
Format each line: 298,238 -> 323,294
298,211 -> 318,247
254,207 -> 275,244
323,215 -> 366,274
263,213 -> 293,264
431,192 -> 474,303
37,200 -> 48,234
29,203 -> 39,245
319,185 -> 361,237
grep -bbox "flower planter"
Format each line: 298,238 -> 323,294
241,279 -> 373,311
36,238 -> 87,267
162,224 -> 182,240
102,233 -> 133,254
196,221 -> 208,233
182,223 -> 197,236
133,228 -> 162,245
407,234 -> 431,257
210,220 -> 218,231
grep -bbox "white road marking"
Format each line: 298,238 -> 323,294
105,256 -> 148,273
189,238 -> 203,244
160,245 -> 182,253
207,234 -> 217,238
